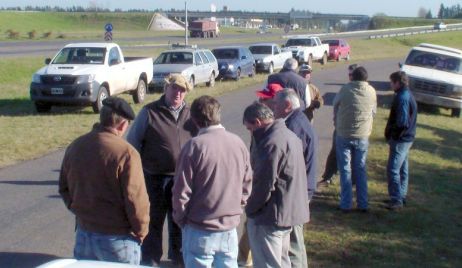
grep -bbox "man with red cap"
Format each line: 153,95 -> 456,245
255,83 -> 284,109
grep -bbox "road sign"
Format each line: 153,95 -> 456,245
105,23 -> 113,32
104,31 -> 113,41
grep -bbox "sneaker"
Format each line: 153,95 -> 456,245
357,208 -> 369,213
317,178 -> 333,187
386,203 -> 403,211
238,260 -> 253,267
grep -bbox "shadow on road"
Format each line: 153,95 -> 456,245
0,252 -> 60,268
0,180 -> 58,186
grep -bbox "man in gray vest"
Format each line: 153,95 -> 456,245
127,74 -> 198,267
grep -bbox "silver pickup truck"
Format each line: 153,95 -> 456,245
30,43 -> 153,113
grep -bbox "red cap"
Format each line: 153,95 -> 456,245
256,83 -> 284,99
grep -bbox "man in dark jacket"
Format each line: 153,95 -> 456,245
127,74 -> 198,266
385,71 -> 417,210
59,97 -> 150,265
243,102 -> 310,268
267,58 -> 310,109
273,88 -> 318,268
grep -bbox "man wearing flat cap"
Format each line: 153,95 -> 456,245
59,97 -> 150,265
127,74 -> 198,267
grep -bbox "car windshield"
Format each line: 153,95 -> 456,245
286,39 -> 312,46
249,46 -> 272,54
213,49 -> 239,59
154,52 -> 193,64
405,50 -> 462,74
322,40 -> 340,46
52,47 -> 106,64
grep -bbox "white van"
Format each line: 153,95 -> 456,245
400,43 -> 462,117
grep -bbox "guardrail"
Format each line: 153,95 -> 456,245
369,27 -> 462,39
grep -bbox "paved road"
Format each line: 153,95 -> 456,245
0,58 -> 398,267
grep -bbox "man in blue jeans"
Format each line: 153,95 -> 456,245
172,96 -> 252,268
385,71 -> 417,210
333,67 -> 377,212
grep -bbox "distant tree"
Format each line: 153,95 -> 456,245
417,7 -> 427,18
438,3 -> 445,19
425,10 -> 433,19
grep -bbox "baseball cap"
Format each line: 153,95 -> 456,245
165,73 -> 192,92
299,64 -> 312,73
102,97 -> 136,120
256,83 -> 284,99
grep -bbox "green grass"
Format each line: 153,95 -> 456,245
308,100 -> 462,267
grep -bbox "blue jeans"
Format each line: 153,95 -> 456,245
336,135 -> 369,210
182,225 -> 238,268
387,140 -> 413,205
74,227 -> 141,265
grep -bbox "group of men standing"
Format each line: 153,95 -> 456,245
58,56 -> 417,267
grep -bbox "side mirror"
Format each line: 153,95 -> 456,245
398,62 -> 403,68
110,59 -> 121,66
45,58 -> 51,64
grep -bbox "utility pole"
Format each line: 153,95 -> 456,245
185,1 -> 188,45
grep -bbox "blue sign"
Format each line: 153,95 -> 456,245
105,23 -> 113,32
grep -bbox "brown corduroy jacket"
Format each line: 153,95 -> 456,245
59,124 -> 150,241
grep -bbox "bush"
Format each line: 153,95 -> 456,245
5,29 -> 19,39
43,31 -> 52,38
57,33 -> 66,39
28,30 -> 37,39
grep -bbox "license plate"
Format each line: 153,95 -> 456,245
51,88 -> 63,95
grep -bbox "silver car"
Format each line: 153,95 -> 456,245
152,48 -> 219,90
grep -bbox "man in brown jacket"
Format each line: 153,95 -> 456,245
59,97 -> 150,265
298,64 -> 324,122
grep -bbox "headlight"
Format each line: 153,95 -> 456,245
32,74 -> 41,83
263,58 -> 271,63
228,64 -> 234,70
76,74 -> 95,84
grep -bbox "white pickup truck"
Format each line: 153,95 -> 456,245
282,36 -> 329,66
30,43 -> 153,113
401,43 -> 462,117
249,43 -> 293,74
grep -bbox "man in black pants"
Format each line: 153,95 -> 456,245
318,64 -> 358,186
127,74 -> 198,267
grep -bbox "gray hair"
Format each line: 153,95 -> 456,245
275,88 -> 301,110
100,106 -> 126,127
243,101 -> 274,124
283,58 -> 298,71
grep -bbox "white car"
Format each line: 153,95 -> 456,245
400,43 -> 462,117
30,43 -> 153,113
434,22 -> 447,30
249,43 -> 292,74
36,259 -> 152,268
152,48 -> 219,90
282,36 -> 329,65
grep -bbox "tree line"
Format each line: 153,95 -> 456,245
438,3 -> 462,19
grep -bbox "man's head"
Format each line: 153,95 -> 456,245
298,64 -> 312,80
351,66 -> 368,82
190,95 -> 221,128
100,97 -> 135,136
348,64 -> 358,81
243,102 -> 274,132
283,57 -> 299,71
255,83 -> 284,110
164,74 -> 191,108
389,71 -> 408,91
273,88 -> 301,119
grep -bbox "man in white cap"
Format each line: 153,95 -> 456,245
298,64 -> 323,122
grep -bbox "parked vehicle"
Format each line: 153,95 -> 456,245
249,43 -> 292,74
152,47 -> 219,90
212,46 -> 255,80
189,20 -> 219,38
400,43 -> 462,117
434,22 -> 447,30
322,39 -> 351,61
282,36 -> 329,65
30,43 -> 153,113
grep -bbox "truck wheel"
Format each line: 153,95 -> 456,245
346,53 -> 350,61
235,68 -> 241,81
132,78 -> 146,104
451,108 -> 461,118
249,65 -> 256,77
35,102 -> 51,113
321,52 -> 328,65
268,63 -> 274,74
189,76 -> 195,90
308,55 -> 313,67
92,86 -> 108,113
206,73 -> 215,87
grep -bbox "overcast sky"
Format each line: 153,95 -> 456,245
1,0 -> 460,17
